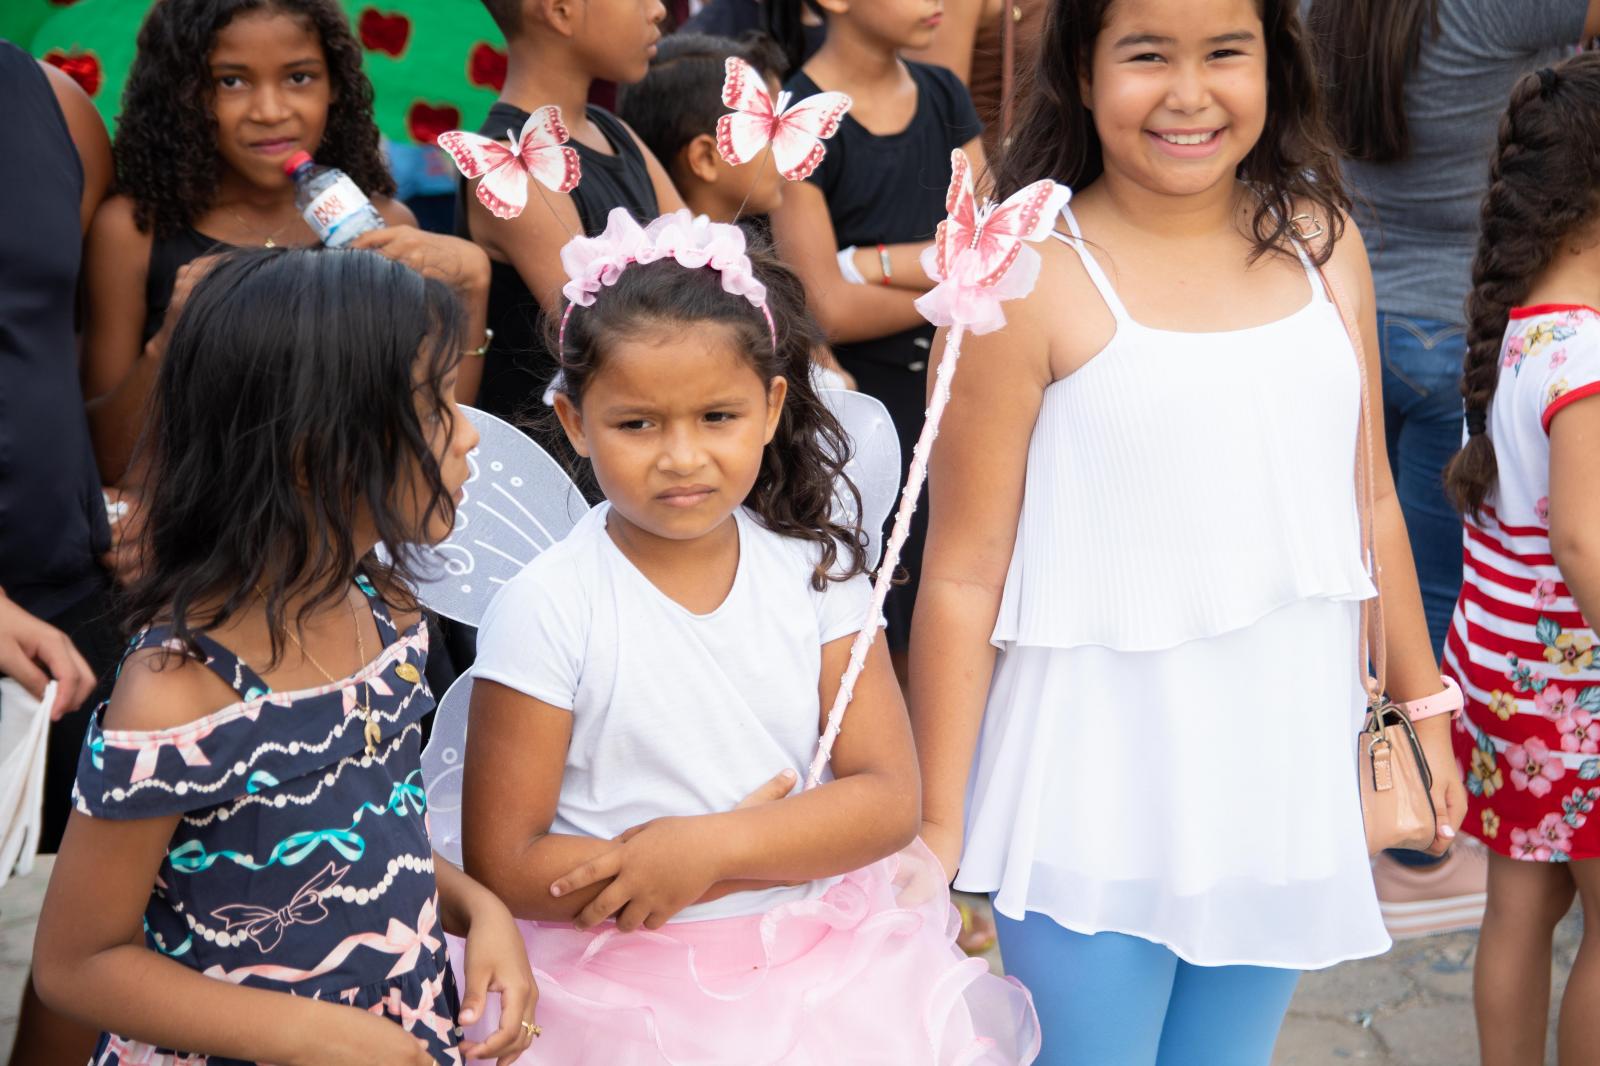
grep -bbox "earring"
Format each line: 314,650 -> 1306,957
1289,213 -> 1326,241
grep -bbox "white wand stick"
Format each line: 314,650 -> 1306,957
805,323 -> 967,789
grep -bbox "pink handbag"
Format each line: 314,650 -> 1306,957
1316,254 -> 1440,855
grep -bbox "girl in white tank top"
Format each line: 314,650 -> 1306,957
910,0 -> 1468,1062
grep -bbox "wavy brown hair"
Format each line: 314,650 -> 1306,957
1305,0 -> 1438,163
996,0 -> 1348,265
1444,54 -> 1600,519
114,0 -> 393,239
549,233 -> 867,589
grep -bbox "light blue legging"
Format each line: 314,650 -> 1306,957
995,910 -> 1301,1066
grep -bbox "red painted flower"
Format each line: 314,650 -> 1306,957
44,50 -> 101,97
468,42 -> 507,92
406,101 -> 462,146
358,8 -> 411,57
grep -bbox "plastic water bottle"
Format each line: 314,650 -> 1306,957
284,151 -> 385,248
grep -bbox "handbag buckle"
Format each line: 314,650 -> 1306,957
1367,735 -> 1395,792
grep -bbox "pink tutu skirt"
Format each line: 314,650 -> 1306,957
449,840 -> 1039,1064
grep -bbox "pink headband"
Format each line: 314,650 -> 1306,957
556,208 -> 778,356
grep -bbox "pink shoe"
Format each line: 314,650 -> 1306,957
1372,841 -> 1488,940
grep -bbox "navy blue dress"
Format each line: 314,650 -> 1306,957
73,577 -> 462,1065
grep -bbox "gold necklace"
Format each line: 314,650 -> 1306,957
226,207 -> 297,248
262,588 -> 382,756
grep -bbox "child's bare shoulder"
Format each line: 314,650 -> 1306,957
103,643 -> 241,733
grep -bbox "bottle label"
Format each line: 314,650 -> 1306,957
302,176 -> 370,246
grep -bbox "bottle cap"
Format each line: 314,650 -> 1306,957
283,151 -> 313,175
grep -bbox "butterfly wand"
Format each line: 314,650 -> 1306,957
806,150 -> 1070,789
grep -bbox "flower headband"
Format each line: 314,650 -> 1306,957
557,208 -> 778,355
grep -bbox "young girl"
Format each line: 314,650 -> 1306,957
456,209 -> 1037,1063
31,248 -> 537,1066
82,0 -> 442,484
1441,54 -> 1600,1066
462,0 -> 684,459
911,0 -> 1467,1062
767,0 -> 985,656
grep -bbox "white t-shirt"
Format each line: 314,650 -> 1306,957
472,503 -> 880,921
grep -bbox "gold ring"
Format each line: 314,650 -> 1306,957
521,1020 -> 542,1038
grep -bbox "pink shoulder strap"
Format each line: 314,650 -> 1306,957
1314,259 -> 1386,704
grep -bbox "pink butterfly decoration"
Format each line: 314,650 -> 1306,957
436,105 -> 582,220
934,150 -> 1068,285
715,57 -> 852,182
916,149 -> 1072,335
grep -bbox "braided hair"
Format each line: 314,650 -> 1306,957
1444,53 -> 1600,518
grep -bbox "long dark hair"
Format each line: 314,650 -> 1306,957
123,248 -> 466,664
997,0 -> 1349,265
1306,0 -> 1438,163
549,235 -> 867,589
764,0 -> 827,75
1444,55 -> 1600,518
114,0 -> 393,239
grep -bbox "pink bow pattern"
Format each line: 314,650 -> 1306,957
210,862 -> 348,952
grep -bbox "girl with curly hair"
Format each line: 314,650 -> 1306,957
80,0 -> 491,487
1439,53 -> 1600,1066
454,210 -> 1037,1063
912,0 -> 1467,1060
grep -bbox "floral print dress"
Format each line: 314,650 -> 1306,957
72,576 -> 462,1064
1447,305 -> 1600,862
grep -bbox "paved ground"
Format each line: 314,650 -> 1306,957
0,862 -> 1581,1064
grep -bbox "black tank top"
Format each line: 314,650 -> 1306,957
0,41 -> 110,618
142,226 -> 232,344
463,105 -> 658,450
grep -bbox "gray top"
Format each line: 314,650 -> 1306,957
1343,0 -> 1587,325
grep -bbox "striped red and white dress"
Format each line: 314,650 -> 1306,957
1445,304 -> 1600,862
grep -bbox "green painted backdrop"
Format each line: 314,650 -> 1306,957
2,0 -> 506,144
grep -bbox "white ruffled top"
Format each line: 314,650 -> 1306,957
958,203 -> 1390,969
990,215 -> 1374,653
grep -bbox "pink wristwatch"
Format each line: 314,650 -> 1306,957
1399,676 -> 1463,722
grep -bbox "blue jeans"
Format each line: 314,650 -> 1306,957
994,912 -> 1300,1065
1379,312 -> 1467,659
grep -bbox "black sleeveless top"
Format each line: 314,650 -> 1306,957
0,41 -> 110,618
142,226 -> 233,345
464,104 -> 657,446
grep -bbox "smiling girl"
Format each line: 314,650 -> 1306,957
81,0 -> 492,485
911,0 -> 1467,1062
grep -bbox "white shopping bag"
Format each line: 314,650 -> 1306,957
0,678 -> 56,890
